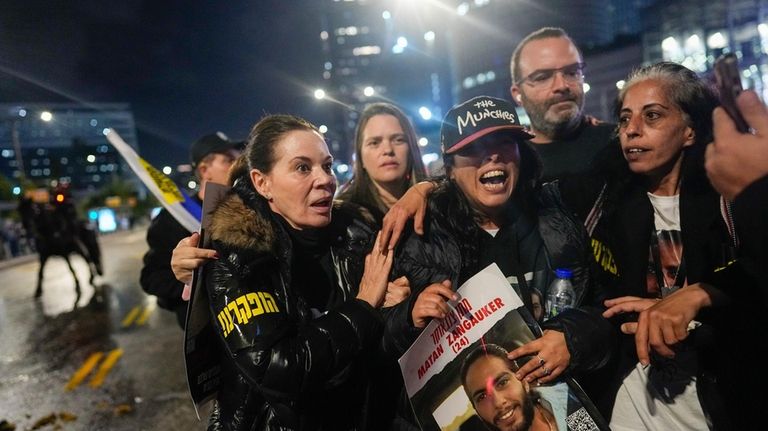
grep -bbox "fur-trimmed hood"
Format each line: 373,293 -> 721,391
209,191 -> 276,255
208,182 -> 377,261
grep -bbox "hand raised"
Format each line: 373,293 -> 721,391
357,231 -> 395,308
411,280 -> 456,328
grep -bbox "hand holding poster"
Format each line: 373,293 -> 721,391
399,264 -> 607,431
183,182 -> 230,418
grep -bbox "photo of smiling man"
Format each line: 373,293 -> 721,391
461,344 -> 558,431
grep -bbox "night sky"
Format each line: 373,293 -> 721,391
0,1 -> 328,168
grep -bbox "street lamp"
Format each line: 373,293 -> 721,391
314,89 -> 326,100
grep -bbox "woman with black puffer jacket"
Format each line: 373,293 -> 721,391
202,114 -> 398,431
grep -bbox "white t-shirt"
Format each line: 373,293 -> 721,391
610,193 -> 707,431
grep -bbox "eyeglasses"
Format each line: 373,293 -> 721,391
516,62 -> 586,87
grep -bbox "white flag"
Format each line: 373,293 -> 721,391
106,129 -> 201,232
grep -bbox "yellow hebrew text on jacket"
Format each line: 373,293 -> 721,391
217,292 -> 280,338
591,238 -> 618,276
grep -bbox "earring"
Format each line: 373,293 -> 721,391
265,193 -> 272,201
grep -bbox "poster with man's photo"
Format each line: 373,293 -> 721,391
183,182 -> 229,419
398,264 -> 607,431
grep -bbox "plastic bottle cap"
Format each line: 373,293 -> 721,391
554,268 -> 573,279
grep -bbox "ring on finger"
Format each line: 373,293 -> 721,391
541,366 -> 551,376
537,355 -> 545,366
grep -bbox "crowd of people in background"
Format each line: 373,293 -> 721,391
0,218 -> 35,259
132,25 -> 768,431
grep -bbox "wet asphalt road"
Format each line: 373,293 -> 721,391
0,226 -> 204,430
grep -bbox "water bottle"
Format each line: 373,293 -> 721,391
544,268 -> 575,320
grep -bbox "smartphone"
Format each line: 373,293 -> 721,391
714,53 -> 751,133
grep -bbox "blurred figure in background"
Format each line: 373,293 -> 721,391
140,132 -> 241,328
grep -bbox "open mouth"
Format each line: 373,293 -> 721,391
625,147 -> 650,160
495,406 -> 517,426
479,170 -> 508,190
310,197 -> 333,210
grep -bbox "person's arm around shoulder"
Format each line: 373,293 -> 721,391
380,180 -> 439,251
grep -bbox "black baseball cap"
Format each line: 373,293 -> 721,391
190,132 -> 243,167
441,96 -> 534,155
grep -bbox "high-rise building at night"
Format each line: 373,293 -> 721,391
316,0 -> 452,167
641,0 -> 768,101
0,103 -> 139,195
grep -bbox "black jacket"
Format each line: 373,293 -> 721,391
140,199 -> 198,327
585,146 -> 768,429
732,174 -> 768,307
382,181 -> 615,376
203,179 -> 385,431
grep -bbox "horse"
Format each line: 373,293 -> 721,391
18,198 -> 103,298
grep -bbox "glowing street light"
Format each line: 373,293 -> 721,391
40,111 -> 53,122
418,106 -> 432,120
363,86 -> 375,97
314,89 -> 326,100
319,124 -> 328,134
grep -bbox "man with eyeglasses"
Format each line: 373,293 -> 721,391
510,27 -> 615,183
